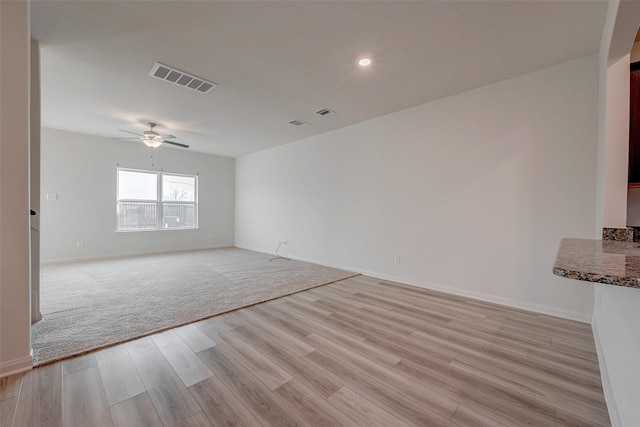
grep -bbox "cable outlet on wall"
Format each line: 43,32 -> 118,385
394,255 -> 401,264
77,240 -> 84,249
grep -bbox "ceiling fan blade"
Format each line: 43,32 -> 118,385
162,134 -> 177,140
118,129 -> 143,137
163,140 -> 189,148
112,137 -> 141,140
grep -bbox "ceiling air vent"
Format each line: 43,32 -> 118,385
148,62 -> 217,94
288,119 -> 311,127
315,108 -> 336,117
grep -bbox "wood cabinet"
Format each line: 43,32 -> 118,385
629,62 -> 640,183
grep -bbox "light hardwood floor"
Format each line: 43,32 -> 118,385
1,276 -> 609,426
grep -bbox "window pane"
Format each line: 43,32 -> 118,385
162,203 -> 196,228
118,170 -> 157,200
162,174 -> 195,202
117,202 -> 157,230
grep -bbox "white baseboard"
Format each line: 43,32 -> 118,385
592,316 -> 621,427
41,244 -> 235,265
0,353 -> 33,378
360,270 -> 592,323
235,244 -> 591,323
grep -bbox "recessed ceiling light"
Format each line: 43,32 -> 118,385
358,58 -> 372,67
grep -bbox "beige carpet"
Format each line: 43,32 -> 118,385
32,247 -> 357,366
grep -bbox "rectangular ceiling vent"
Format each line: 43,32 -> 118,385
315,108 -> 336,117
148,62 -> 217,94
288,119 -> 311,127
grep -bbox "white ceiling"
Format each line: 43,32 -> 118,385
31,1 -> 608,158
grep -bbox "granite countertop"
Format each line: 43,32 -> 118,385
553,238 -> 640,288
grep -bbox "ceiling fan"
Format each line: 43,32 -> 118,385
116,122 -> 189,149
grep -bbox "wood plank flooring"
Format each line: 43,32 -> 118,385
0,276 -> 610,426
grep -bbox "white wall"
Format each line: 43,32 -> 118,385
626,188 -> 640,226
236,55 -> 599,321
594,1 -> 640,425
40,128 -> 234,262
593,285 -> 640,427
596,0 -> 632,233
31,39 -> 41,323
0,0 -> 32,377
630,41 -> 640,63
602,53 -> 630,228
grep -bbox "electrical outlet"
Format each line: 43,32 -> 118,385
394,255 -> 400,264
77,241 -> 84,248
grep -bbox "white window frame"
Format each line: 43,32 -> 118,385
116,167 -> 198,232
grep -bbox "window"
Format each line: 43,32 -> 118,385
117,168 -> 197,231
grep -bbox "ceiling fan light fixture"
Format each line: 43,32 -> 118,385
143,138 -> 163,148
118,122 -> 189,149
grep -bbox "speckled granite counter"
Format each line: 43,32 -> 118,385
553,238 -> 640,288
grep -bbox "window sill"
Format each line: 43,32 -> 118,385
116,228 -> 200,234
